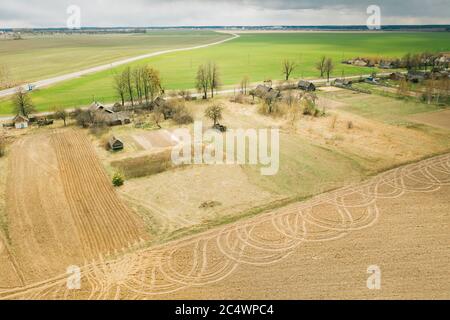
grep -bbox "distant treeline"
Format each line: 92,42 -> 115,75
1,25 -> 449,33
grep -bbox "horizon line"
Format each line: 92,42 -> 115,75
1,24 -> 449,31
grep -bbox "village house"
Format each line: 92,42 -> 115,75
89,101 -> 131,126
253,84 -> 281,100
379,60 -> 395,69
407,71 -> 427,83
13,115 -> 29,129
334,78 -> 353,87
298,80 -> 316,91
390,72 -> 406,81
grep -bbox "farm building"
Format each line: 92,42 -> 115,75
298,80 -> 316,91
13,115 -> 29,129
106,112 -> 131,126
89,101 -> 130,126
407,71 -> 427,83
334,79 -> 353,87
151,97 -> 175,120
89,102 -> 114,114
109,136 -> 124,151
379,61 -> 395,69
152,97 -> 166,110
390,72 -> 406,81
253,84 -> 281,100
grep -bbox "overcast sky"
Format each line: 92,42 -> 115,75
1,0 -> 449,28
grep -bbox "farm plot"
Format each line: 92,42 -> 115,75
5,130 -> 147,283
408,109 -> 450,130
1,153 -> 449,299
132,130 -> 178,151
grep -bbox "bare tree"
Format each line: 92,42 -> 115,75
196,64 -> 209,99
205,104 -> 223,126
152,110 -> 163,129
316,56 -> 326,78
282,59 -> 297,81
208,62 -> 221,98
397,78 -> 410,97
12,89 -> 35,117
133,67 -> 144,104
240,75 -> 250,95
53,106 -> 68,126
262,93 -> 278,114
324,58 -> 335,82
113,72 -> 127,106
123,67 -> 134,106
142,66 -> 162,105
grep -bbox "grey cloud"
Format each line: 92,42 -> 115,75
0,0 -> 449,28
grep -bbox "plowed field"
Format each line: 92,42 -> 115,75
2,130 -> 147,284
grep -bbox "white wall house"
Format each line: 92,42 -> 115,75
13,115 -> 29,129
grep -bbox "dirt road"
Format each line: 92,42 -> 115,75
1,153 -> 448,299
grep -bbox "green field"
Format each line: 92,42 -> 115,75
1,32 -> 450,115
0,31 -> 229,83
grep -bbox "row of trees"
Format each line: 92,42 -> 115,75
401,52 -> 448,71
196,62 -> 221,99
316,56 -> 335,81
113,65 -> 162,107
281,57 -> 335,82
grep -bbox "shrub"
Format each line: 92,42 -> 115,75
112,172 -> 124,187
173,105 -> 194,124
230,93 -> 245,104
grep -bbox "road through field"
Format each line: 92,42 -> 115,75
0,33 -> 239,99
1,153 -> 449,299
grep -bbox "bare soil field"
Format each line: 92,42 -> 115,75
408,109 -> 450,130
132,130 -> 178,151
1,129 -> 148,284
1,153 -> 448,299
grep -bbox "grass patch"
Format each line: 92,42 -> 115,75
110,150 -> 173,179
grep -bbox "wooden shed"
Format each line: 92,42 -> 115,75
298,80 -> 316,91
109,136 -> 124,151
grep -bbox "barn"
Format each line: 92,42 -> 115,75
298,80 -> 316,91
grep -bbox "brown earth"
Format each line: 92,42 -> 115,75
1,129 -> 148,284
1,153 -> 448,299
408,109 -> 450,130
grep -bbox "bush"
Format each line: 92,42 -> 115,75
173,105 -> 194,124
112,172 -> 124,187
230,93 -> 245,104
